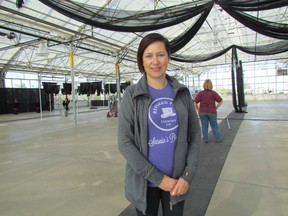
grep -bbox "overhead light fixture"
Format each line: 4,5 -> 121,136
228,30 -> 235,35
37,41 -> 49,57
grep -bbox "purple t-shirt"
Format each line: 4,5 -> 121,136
147,82 -> 178,186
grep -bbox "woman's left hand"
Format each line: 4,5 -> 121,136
170,178 -> 189,196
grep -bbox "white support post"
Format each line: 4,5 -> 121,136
115,53 -> 121,109
70,44 -> 77,126
38,73 -> 43,120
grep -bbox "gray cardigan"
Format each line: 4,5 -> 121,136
118,74 -> 201,214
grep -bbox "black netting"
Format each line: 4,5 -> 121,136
215,0 -> 288,11
42,82 -> 57,94
39,0 -> 288,63
104,84 -> 117,94
80,82 -> 91,96
171,46 -> 232,63
79,82 -> 102,96
219,6 -> 288,40
120,81 -> 131,93
236,41 -> 288,55
91,82 -> 102,96
171,41 -> 288,63
39,0 -> 212,32
54,85 -> 60,95
62,83 -> 72,95
170,5 -> 212,53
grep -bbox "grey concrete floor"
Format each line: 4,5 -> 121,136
206,100 -> 288,216
0,100 -> 287,216
0,108 -> 129,216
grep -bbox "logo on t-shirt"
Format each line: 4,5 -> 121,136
148,97 -> 178,131
161,107 -> 176,118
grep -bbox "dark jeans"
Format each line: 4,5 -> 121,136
136,187 -> 185,216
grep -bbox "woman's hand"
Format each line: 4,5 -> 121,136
159,175 -> 177,192
170,178 -> 189,196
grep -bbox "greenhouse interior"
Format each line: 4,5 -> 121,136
0,1 -> 288,216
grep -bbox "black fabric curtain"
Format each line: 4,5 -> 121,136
42,82 -> 57,94
62,83 -> 72,95
236,41 -> 288,56
38,0 -> 212,32
218,5 -> 288,40
171,40 -> 288,63
80,82 -> 91,96
215,0 -> 288,11
237,60 -> 246,110
120,82 -> 131,93
170,4 -> 213,53
54,85 -> 60,95
105,84 -> 117,94
231,47 -> 238,112
80,82 -> 102,96
91,82 -> 103,96
39,0 -> 288,62
231,48 -> 247,113
171,46 -> 232,63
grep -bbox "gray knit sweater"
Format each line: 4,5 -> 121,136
118,74 -> 201,214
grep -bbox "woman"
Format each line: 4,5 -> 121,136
118,33 -> 201,216
193,79 -> 223,143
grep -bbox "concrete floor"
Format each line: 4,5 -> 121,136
0,100 -> 287,216
205,100 -> 288,216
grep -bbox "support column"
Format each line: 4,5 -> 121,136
70,44 -> 77,126
0,71 -> 4,88
115,53 -> 121,109
38,73 -> 43,120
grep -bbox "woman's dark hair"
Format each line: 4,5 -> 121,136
137,33 -> 171,74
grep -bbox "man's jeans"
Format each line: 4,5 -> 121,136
199,112 -> 221,142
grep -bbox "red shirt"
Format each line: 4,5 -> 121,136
194,89 -> 222,113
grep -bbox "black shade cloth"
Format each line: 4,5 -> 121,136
80,82 -> 103,96
218,5 -> 288,40
171,41 -> 288,63
38,0 -> 213,32
42,82 -> 57,94
54,85 -> 60,95
120,82 -> 131,93
104,83 -> 117,94
170,4 -> 213,53
39,0 -> 288,63
62,83 -> 72,95
80,82 -> 92,96
91,82 -> 103,96
215,0 -> 288,11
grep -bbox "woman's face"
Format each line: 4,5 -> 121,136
142,41 -> 169,80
